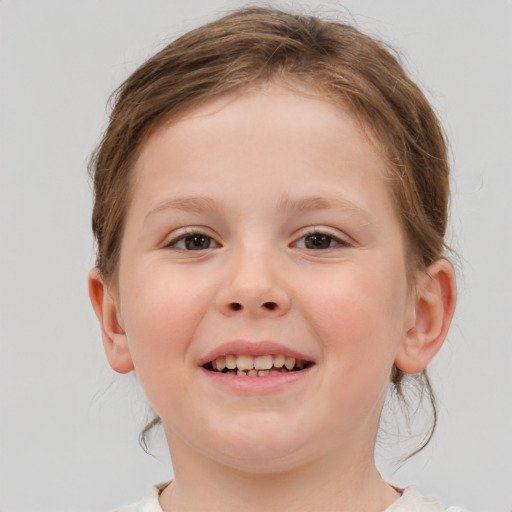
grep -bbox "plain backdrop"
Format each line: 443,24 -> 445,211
1,1 -> 511,511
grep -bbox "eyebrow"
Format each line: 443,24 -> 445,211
145,196 -> 223,222
145,194 -> 372,224
278,195 -> 372,222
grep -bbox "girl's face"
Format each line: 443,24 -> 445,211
106,84 -> 418,471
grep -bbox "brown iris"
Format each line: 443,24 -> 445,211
184,234 -> 212,250
304,233 -> 333,249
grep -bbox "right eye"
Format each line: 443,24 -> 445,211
167,232 -> 220,251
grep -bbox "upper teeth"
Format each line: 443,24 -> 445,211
210,354 -> 307,373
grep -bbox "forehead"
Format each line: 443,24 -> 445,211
148,79 -> 386,161
126,83 -> 401,235
136,82 -> 387,182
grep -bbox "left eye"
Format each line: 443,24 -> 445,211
169,233 -> 218,250
295,232 -> 344,250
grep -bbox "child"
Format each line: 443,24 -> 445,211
88,7 -> 463,511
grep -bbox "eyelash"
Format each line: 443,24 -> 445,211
165,230 -> 220,251
294,229 -> 350,250
165,228 -> 349,252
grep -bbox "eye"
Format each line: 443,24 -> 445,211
295,231 -> 347,250
167,232 -> 220,251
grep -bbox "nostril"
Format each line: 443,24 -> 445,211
225,301 -> 281,313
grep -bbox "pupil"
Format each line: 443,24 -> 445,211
306,234 -> 330,249
185,234 -> 209,250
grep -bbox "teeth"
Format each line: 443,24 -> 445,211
210,354 -> 310,374
236,355 -> 254,371
273,355 -> 285,368
254,355 -> 273,370
225,355 -> 236,370
284,357 -> 296,370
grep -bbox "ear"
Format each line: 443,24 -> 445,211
395,259 -> 457,374
88,268 -> 134,374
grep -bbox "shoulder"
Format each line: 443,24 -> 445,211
110,482 -> 168,512
385,486 -> 470,512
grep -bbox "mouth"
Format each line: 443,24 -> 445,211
203,354 -> 314,376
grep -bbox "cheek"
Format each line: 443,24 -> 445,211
119,266 -> 218,420
300,261 -> 409,374
119,263 -> 211,376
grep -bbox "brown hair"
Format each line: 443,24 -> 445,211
89,6 -> 450,455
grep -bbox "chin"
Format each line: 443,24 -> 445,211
202,417 -> 314,472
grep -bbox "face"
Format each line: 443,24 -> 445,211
109,84 -> 417,472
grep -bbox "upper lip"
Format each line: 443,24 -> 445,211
197,340 -> 315,367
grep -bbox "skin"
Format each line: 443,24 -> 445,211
89,83 -> 456,512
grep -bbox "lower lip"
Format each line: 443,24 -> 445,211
199,366 -> 314,394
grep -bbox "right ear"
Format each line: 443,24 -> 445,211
88,268 -> 134,374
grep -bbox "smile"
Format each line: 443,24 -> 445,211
204,354 -> 312,376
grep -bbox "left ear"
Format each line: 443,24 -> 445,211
395,258 -> 457,374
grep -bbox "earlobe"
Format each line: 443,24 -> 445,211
395,259 -> 457,374
88,268 -> 134,374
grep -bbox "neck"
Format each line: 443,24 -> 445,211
159,435 -> 400,512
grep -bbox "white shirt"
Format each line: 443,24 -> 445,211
113,483 -> 468,512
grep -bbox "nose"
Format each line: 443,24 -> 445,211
215,250 -> 291,318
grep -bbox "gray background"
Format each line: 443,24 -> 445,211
1,1 -> 511,510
